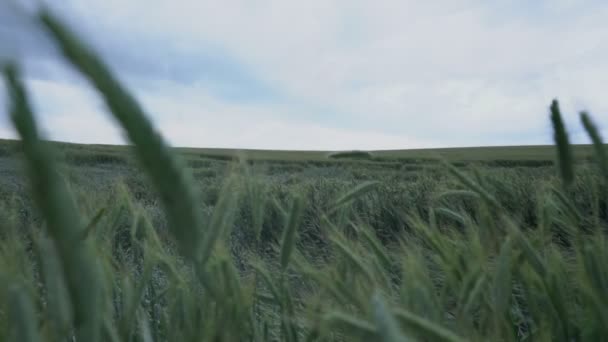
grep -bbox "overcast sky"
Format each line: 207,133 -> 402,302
1,0 -> 607,150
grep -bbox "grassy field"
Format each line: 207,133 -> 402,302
2,9 -> 608,342
1,137 -> 596,162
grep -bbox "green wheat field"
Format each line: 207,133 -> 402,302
2,9 -> 608,342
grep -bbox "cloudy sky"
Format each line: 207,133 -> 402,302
1,0 -> 607,150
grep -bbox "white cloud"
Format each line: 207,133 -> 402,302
7,76 -> 432,150
1,0 -> 607,149
160,117 -> 433,151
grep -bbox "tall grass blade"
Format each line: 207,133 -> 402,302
435,190 -> 480,201
435,207 -> 467,225
39,10 -> 204,260
280,195 -> 304,270
328,181 -> 379,213
580,111 -> 608,178
33,233 -> 73,338
3,63 -> 104,341
393,308 -> 466,342
443,161 -> 500,208
493,236 -> 513,317
462,273 -> 487,315
507,220 -> 547,277
359,224 -> 393,274
199,176 -> 239,266
7,284 -> 42,342
80,207 -> 106,241
371,292 -> 407,342
323,312 -> 377,337
329,234 -> 374,282
251,262 -> 282,306
550,99 -> 574,187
